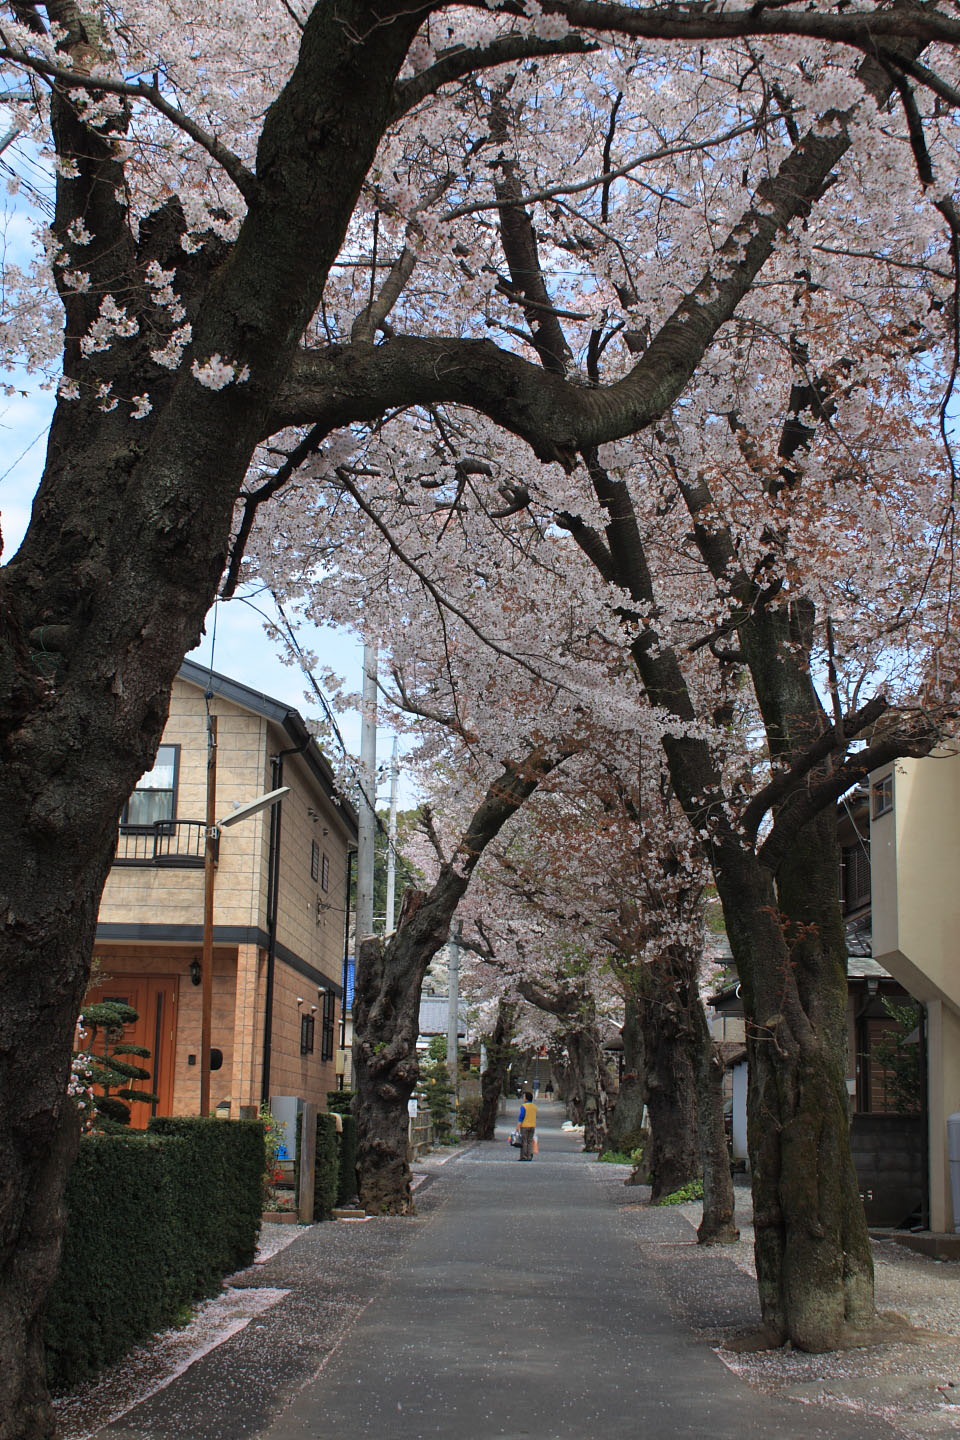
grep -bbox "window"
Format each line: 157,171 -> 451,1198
840,843 -> 871,912
310,840 -> 320,883
300,1013 -> 315,1055
123,744 -> 178,827
321,991 -> 335,1061
321,852 -> 330,892
872,774 -> 893,819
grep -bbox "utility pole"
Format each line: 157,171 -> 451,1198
385,738 -> 399,933
200,712 -> 218,1117
446,922 -> 461,1131
356,642 -> 377,941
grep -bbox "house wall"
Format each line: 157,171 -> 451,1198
99,680 -> 271,932
266,959 -> 339,1103
269,741 -> 350,991
90,944 -> 240,1116
870,753 -> 960,1230
95,674 -> 354,1120
871,755 -> 960,1012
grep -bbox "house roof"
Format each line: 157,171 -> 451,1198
418,996 -> 466,1038
708,954 -> 894,1010
178,659 -> 358,839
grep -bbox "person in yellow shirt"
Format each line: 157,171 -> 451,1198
517,1091 -> 537,1161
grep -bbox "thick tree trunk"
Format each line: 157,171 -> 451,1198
607,998 -> 646,1153
548,1042 -> 577,1120
630,958 -> 700,1202
476,1000 -> 516,1141
0,882 -> 100,1439
353,927 -> 431,1215
580,1022 -> 608,1153
693,1000 -> 739,1245
717,833 -> 873,1349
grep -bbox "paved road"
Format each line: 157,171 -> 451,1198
90,1104 -> 905,1440
250,1105 -> 898,1440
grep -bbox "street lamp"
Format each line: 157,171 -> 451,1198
198,710 -> 289,1116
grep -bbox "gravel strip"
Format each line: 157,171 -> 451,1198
592,1163 -> 960,1440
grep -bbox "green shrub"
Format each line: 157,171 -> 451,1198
326,1089 -> 354,1116
337,1114 -> 358,1205
45,1118 -> 264,1391
456,1096 -> 482,1137
653,1178 -> 704,1205
314,1113 -> 340,1220
598,1144 -> 645,1165
419,1036 -> 455,1142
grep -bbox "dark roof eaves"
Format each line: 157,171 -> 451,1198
178,659 -> 358,839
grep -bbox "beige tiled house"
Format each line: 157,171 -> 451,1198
89,660 -> 357,1125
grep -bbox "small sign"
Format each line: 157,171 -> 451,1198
407,1098 -> 418,1117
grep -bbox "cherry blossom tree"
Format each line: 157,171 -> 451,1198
4,3 -> 960,1429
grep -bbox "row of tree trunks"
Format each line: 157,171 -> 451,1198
476,1000 -> 517,1141
353,749 -> 571,1212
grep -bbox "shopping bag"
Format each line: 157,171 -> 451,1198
509,1129 -> 521,1147
533,1136 -> 539,1154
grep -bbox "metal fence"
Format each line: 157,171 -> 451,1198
114,820 -> 210,867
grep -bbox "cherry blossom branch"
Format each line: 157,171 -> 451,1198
740,695 -> 888,840
0,39 -> 259,200
390,33 -> 599,121
331,464 -> 575,688
484,0 -> 960,52
277,51 -> 908,463
758,721 -> 943,871
442,118 -> 772,222
220,423 -> 328,600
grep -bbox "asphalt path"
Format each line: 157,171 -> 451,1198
252,1104 -> 900,1440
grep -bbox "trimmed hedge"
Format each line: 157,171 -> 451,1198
337,1115 -> 358,1205
326,1089 -> 354,1115
45,1118 -> 263,1392
313,1114 -> 340,1220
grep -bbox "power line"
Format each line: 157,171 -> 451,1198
231,590 -> 414,880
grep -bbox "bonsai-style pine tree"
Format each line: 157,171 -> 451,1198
418,1036 -> 455,1144
76,1002 -> 158,1128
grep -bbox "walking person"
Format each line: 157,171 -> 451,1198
517,1090 -> 537,1161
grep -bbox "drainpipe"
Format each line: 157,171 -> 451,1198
340,847 -> 355,1057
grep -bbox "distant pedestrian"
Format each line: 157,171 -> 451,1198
517,1091 -> 537,1161
533,1078 -> 540,1098
544,1080 -> 554,1102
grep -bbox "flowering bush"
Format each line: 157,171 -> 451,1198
67,1052 -> 98,1135
259,1104 -> 287,1206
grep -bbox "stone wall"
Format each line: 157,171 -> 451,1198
850,1112 -> 924,1227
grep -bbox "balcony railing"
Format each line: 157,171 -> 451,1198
114,820 -> 214,868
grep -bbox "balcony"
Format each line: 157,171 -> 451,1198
114,820 -> 215,868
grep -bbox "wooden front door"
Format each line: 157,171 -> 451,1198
81,975 -> 178,1128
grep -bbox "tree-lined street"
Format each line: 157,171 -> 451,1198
79,1109 -> 909,1440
